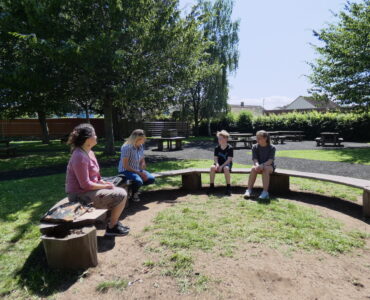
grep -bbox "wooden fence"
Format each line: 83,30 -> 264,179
0,119 -> 190,138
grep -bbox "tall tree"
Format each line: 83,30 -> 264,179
0,0 -> 71,143
60,0 -> 213,154
183,0 -> 239,136
308,0 -> 370,109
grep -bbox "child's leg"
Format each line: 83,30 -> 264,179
262,166 -> 274,192
223,166 -> 231,185
142,170 -> 155,185
247,167 -> 259,190
210,165 -> 217,184
122,171 -> 144,194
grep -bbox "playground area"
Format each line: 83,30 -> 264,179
1,138 -> 369,299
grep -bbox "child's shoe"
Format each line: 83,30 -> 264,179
207,184 -> 215,195
258,190 -> 270,200
243,189 -> 252,199
225,186 -> 232,196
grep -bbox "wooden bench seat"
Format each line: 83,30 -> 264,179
153,167 -> 370,217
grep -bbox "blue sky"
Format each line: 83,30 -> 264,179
179,0 -> 352,109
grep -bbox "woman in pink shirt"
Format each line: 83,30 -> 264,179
66,123 -> 129,236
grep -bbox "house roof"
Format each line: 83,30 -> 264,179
229,104 -> 264,109
280,96 -> 338,109
299,96 -> 338,109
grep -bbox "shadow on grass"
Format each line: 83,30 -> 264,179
16,242 -> 82,298
327,147 -> 370,165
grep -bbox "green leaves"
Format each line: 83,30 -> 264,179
308,0 -> 370,109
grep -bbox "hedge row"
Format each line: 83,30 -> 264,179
199,111 -> 370,141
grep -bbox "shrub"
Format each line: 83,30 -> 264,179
198,110 -> 370,141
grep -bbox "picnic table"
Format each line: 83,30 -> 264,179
315,132 -> 343,146
0,139 -> 16,156
268,131 -> 304,142
228,133 -> 254,149
149,136 -> 185,151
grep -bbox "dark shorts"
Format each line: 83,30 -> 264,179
214,163 -> 232,172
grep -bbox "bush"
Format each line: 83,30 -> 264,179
198,110 -> 370,141
254,111 -> 370,141
236,111 -> 253,133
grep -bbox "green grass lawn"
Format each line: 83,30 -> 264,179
0,140 -> 124,172
277,148 -> 370,165
141,193 -> 368,292
0,141 -> 368,299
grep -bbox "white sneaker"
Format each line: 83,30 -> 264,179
258,191 -> 270,200
243,189 -> 252,199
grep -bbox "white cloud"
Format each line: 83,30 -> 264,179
228,95 -> 293,110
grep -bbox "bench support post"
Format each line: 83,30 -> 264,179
182,173 -> 202,190
363,189 -> 370,217
157,140 -> 163,151
269,174 -> 290,195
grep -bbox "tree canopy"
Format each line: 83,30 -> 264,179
308,0 -> 370,110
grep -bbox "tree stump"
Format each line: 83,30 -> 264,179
42,226 -> 98,269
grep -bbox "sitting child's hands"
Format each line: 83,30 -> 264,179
217,166 -> 223,172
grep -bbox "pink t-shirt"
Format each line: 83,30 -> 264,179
65,148 -> 101,194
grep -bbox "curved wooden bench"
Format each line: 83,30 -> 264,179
153,168 -> 370,217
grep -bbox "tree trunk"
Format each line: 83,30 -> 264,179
85,106 -> 90,123
112,108 -> 121,140
193,115 -> 199,136
37,111 -> 50,144
103,97 -> 115,155
207,118 -> 212,136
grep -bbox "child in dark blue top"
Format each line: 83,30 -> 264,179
207,130 -> 234,196
244,130 -> 276,200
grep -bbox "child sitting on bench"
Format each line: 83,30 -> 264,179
118,129 -> 155,202
244,130 -> 276,200
207,130 -> 233,196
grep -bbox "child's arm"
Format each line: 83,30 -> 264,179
219,157 -> 232,169
260,159 -> 273,168
261,147 -> 275,168
140,157 -> 146,170
214,156 -> 219,166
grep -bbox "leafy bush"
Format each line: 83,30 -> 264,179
199,110 -> 370,141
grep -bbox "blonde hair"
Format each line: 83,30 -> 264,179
217,130 -> 230,139
256,130 -> 270,145
125,129 -> 146,146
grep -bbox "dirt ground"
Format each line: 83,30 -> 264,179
56,188 -> 370,300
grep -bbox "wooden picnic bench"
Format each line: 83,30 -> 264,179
227,133 -> 254,149
149,136 -> 185,151
0,140 -> 16,156
268,131 -> 304,142
315,132 -> 343,146
271,135 -> 286,144
153,168 -> 370,217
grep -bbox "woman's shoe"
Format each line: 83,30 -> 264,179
105,224 -> 130,236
